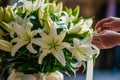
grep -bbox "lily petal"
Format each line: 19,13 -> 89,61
24,1 -> 33,12
49,23 -> 57,37
68,22 -> 83,34
59,11 -> 69,24
58,30 -> 66,42
32,38 -> 49,48
38,50 -> 48,64
52,50 -> 66,66
40,32 -> 51,42
91,45 -> 100,57
11,38 -> 20,43
73,38 -> 81,47
81,36 -> 93,45
13,23 -> 27,40
71,60 -> 81,67
33,0 -> 41,11
55,2 -> 63,16
26,43 -> 37,54
26,25 -> 32,38
11,40 -> 28,56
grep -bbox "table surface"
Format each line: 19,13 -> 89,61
64,70 -> 120,80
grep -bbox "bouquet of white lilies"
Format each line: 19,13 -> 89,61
0,0 -> 99,80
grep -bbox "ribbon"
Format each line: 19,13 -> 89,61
86,59 -> 93,80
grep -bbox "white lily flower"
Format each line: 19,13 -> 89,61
67,36 -> 99,62
14,16 -> 29,25
79,18 -> 93,34
19,0 -> 41,13
19,0 -> 52,14
68,19 -> 83,34
9,16 -> 29,38
32,22 -> 67,66
59,11 -> 75,25
11,22 -> 38,56
68,18 -> 93,34
68,19 -> 84,34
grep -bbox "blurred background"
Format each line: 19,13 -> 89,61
0,0 -> 120,80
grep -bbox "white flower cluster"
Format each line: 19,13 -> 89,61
0,0 -> 99,80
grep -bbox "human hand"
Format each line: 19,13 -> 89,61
92,30 -> 120,49
95,17 -> 120,32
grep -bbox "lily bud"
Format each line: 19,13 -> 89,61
3,8 -> 14,23
55,2 -> 63,16
49,4 -> 54,13
38,8 -> 44,26
0,39 -> 13,52
0,7 -> 3,22
3,8 -> 11,22
0,28 -> 5,39
43,20 -> 51,33
79,19 -> 93,34
43,13 -> 53,33
8,8 -> 14,21
38,8 -> 44,19
68,20 -> 84,34
0,21 -> 12,32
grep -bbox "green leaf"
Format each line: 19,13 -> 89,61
72,17 -> 82,25
72,6 -> 80,18
80,31 -> 90,38
17,7 -> 24,15
65,7 -> 72,16
49,5 -> 54,13
50,13 -> 58,21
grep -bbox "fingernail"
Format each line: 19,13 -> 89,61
98,27 -> 102,31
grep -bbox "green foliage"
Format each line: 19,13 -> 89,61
0,0 -> 99,79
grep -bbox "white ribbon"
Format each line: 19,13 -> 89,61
86,59 -> 93,80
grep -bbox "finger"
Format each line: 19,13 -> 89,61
95,18 -> 112,29
92,37 -> 100,42
92,41 -> 102,49
93,33 -> 103,39
92,36 -> 100,44
101,22 -> 112,31
94,18 -> 113,30
97,27 -> 102,31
